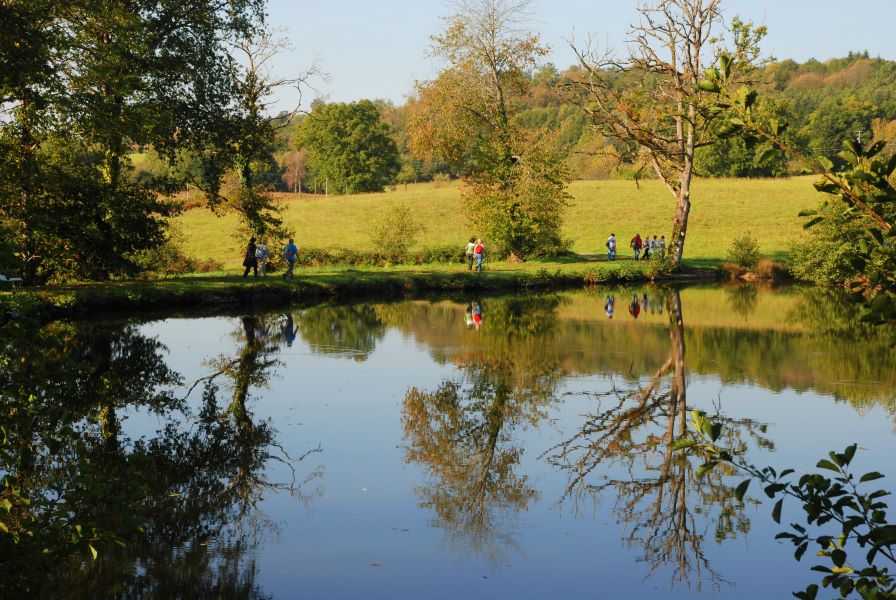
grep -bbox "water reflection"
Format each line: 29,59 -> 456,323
294,304 -> 386,361
545,290 -> 771,590
0,316 -> 321,597
2,284 -> 894,595
401,296 -> 563,562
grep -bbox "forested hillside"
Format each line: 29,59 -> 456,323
232,52 -> 896,190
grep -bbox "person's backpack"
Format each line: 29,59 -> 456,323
606,241 -> 610,248
474,243 -> 483,254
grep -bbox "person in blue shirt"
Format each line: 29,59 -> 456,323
282,238 -> 298,279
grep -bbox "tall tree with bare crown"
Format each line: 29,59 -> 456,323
569,1 -> 766,267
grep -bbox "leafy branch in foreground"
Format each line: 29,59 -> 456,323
672,410 -> 895,599
698,55 -> 896,324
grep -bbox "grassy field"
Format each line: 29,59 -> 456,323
173,177 -> 819,269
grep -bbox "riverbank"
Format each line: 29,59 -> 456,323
0,260 -> 721,321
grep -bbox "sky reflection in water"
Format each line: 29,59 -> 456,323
5,284 -> 895,598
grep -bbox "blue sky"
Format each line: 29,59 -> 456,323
263,0 -> 896,111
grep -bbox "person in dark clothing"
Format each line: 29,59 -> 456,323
242,237 -> 258,277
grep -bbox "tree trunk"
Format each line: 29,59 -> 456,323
670,188 -> 691,267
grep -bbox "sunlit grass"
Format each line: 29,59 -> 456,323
173,177 -> 818,267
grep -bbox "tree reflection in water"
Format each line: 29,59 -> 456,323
401,296 -> 563,564
0,315 -> 322,597
544,289 -> 774,591
294,304 -> 386,361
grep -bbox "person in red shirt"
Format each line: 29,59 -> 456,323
630,233 -> 643,261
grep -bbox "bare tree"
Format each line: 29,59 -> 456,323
282,148 -> 307,194
569,1 -> 765,267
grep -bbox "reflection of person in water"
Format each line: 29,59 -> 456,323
280,313 -> 298,347
254,319 -> 268,343
464,303 -> 475,328
641,294 -> 650,313
628,296 -> 641,319
472,301 -> 483,329
605,295 -> 615,319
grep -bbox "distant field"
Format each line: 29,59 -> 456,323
173,177 -> 819,266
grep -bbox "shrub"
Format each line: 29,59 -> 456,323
728,231 -> 761,268
615,261 -> 642,281
754,259 -> 789,280
790,220 -> 865,285
132,226 -> 222,276
431,173 -> 451,188
644,252 -> 673,279
292,245 -> 465,268
369,205 -> 423,263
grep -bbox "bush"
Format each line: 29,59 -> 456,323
369,205 -> 423,263
291,245 -> 464,268
615,262 -> 642,281
728,231 -> 761,268
644,252 -> 673,279
132,226 -> 222,276
790,220 -> 865,285
431,173 -> 451,188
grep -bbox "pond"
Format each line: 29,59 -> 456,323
1,283 -> 895,598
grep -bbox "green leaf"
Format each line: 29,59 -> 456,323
887,153 -> 896,176
837,150 -> 859,166
842,444 -> 856,465
755,146 -> 777,165
831,548 -> 846,568
736,86 -> 757,110
696,461 -> 718,479
859,471 -> 885,483
716,123 -> 740,137
720,54 -> 732,79
772,498 -> 783,523
697,79 -> 721,93
803,216 -> 824,230
816,156 -> 834,172
794,542 -> 809,562
89,544 -> 98,560
668,438 -> 698,452
866,140 -> 885,158
796,209 -> 817,217
735,479 -> 751,501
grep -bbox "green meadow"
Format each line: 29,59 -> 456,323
174,176 -> 819,269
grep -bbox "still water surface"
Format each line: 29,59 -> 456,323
2,284 -> 895,598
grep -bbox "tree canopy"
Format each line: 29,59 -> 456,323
297,100 -> 400,194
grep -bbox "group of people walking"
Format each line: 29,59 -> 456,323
605,232 -> 666,261
628,233 -> 666,261
242,237 -> 299,278
464,237 -> 486,271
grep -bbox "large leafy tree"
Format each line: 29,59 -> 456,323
190,30 -> 322,240
0,0 -> 266,280
700,55 -> 896,324
297,100 -> 400,194
409,0 -> 570,260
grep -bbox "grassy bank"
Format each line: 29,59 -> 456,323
174,177 -> 817,267
0,260 -> 721,321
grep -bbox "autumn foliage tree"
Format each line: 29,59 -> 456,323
409,0 -> 570,260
